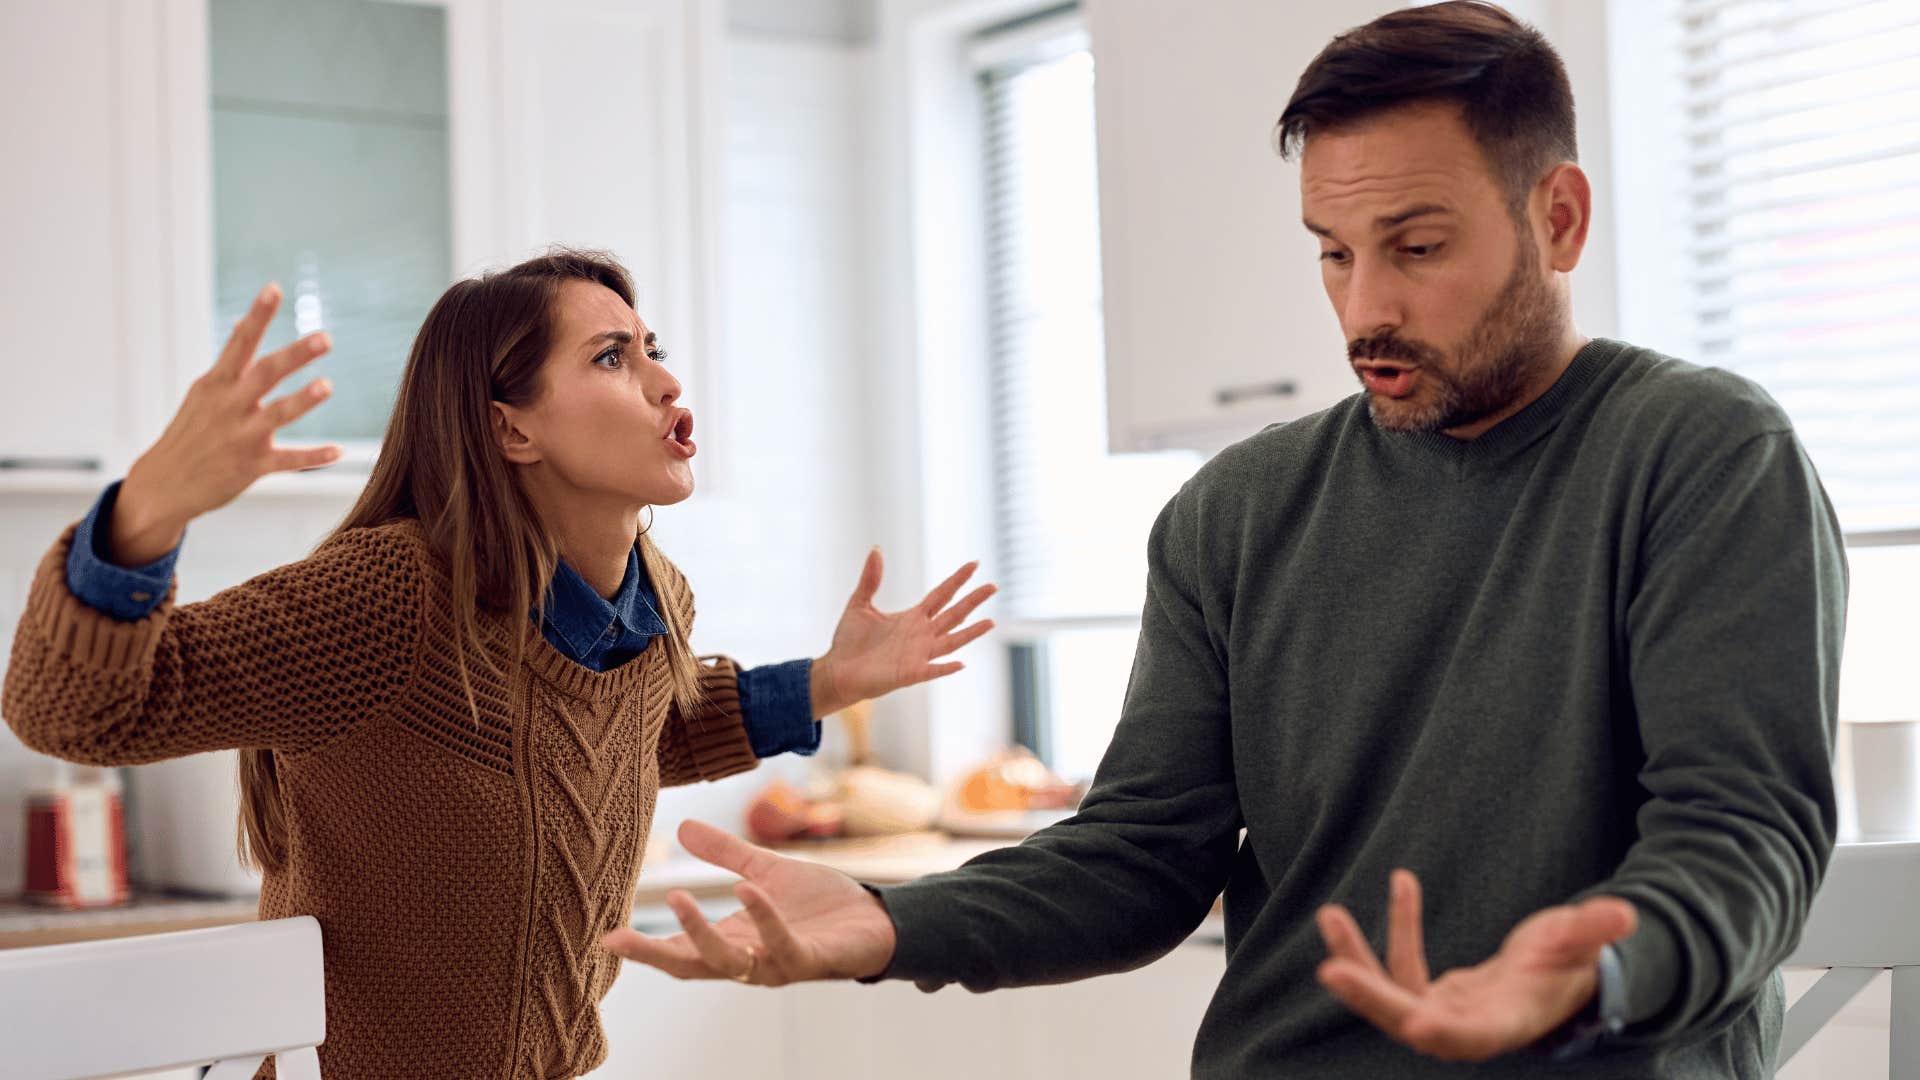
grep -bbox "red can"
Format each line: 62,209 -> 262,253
24,783 -> 130,908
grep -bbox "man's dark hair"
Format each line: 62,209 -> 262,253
1276,1 -> 1576,210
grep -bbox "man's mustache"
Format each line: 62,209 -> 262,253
1348,333 -> 1439,365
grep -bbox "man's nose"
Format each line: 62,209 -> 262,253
1341,258 -> 1404,342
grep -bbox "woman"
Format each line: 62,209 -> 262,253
2,249 -> 994,1078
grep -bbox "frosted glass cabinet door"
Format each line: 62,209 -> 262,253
208,0 -> 453,448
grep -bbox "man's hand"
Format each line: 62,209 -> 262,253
810,548 -> 996,718
602,820 -> 898,985
1316,869 -> 1636,1061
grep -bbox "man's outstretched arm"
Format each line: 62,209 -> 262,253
605,487 -> 1244,989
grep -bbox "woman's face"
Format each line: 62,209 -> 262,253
497,279 -> 697,508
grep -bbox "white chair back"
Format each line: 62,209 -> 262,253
1780,841 -> 1920,1077
0,915 -> 325,1080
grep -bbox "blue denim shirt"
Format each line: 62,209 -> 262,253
65,481 -> 820,759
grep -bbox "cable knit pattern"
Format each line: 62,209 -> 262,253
3,518 -> 759,1079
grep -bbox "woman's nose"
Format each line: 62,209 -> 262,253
655,367 -> 682,407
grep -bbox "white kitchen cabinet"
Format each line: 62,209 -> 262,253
0,0 -> 726,491
593,939 -> 1226,1079
0,1 -> 113,471
0,1 -> 196,487
1086,0 -> 1402,455
1085,0 -> 1613,456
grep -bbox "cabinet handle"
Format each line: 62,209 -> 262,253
1214,381 -> 1296,407
0,456 -> 102,471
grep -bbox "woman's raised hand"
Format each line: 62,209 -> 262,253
111,283 -> 341,565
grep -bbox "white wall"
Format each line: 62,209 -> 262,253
649,28 -> 882,837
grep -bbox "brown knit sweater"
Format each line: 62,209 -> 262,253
2,518 -> 760,1079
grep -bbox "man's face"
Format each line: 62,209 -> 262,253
1300,101 -> 1565,434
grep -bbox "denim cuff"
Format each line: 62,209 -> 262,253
65,480 -> 181,621
737,657 -> 821,758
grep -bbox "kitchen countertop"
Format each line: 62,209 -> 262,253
0,892 -> 261,949
0,830 -> 1017,950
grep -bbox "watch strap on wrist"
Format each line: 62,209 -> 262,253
1545,942 -> 1627,1061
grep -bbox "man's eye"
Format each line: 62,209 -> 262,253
1402,243 -> 1442,258
1319,250 -> 1349,265
594,346 -> 623,369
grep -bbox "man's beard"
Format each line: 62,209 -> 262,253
1351,231 -> 1565,434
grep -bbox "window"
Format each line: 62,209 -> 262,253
209,0 -> 453,453
1669,0 -> 1920,536
1616,0 -> 1920,772
972,11 -> 1202,781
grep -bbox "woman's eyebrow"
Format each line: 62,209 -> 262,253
581,329 -> 659,351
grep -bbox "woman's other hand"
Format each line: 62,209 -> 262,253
809,549 -> 996,717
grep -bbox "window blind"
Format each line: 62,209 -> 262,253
975,17 -> 1200,623
1675,0 -> 1920,534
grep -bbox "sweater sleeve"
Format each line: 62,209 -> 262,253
657,654 -> 759,786
872,487 -> 1242,991
1588,429 -> 1846,1040
3,521 -> 425,765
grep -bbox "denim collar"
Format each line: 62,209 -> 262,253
540,545 -> 669,660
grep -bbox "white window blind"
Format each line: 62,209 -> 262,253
973,12 -> 1201,780
1675,0 -> 1920,534
974,16 -> 1200,625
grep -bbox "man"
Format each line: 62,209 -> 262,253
604,3 -> 1846,1075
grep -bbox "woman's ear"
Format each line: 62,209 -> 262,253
492,401 -> 542,466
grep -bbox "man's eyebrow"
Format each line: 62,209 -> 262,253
1376,203 -> 1452,229
1303,204 -> 1454,239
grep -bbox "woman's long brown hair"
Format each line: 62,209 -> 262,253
238,248 -> 706,873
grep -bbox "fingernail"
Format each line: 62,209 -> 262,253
311,332 -> 331,352
315,378 -> 332,395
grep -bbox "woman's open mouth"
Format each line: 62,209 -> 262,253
665,409 -> 697,459
1355,362 -> 1419,399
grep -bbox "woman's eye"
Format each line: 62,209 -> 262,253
593,346 -> 623,369
648,348 -> 669,364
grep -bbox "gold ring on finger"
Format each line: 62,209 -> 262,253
730,946 -> 759,984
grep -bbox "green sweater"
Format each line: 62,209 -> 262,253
877,340 -> 1846,1077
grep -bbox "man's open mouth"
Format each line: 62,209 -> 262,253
1355,361 -> 1419,399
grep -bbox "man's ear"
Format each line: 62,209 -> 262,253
492,401 -> 542,466
1539,162 -> 1591,274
